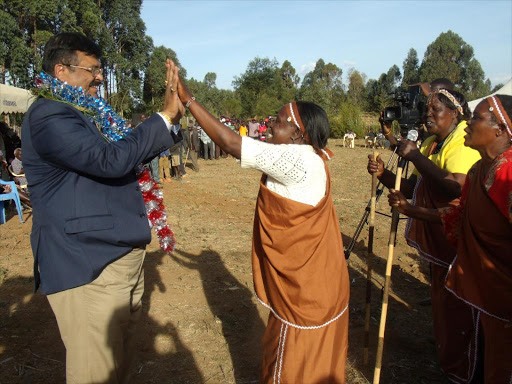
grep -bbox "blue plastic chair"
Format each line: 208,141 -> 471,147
0,179 -> 23,224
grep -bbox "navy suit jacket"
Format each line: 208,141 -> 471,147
22,98 -> 179,294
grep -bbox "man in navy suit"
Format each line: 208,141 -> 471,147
22,33 -> 183,383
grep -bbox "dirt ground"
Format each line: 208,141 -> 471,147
0,139 -> 451,384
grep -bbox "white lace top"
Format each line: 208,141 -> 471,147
241,136 -> 327,206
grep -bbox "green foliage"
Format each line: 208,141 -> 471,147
491,83 -> 504,93
300,59 -> 344,116
233,57 -> 280,117
402,48 -> 419,86
419,30 -> 490,99
0,6 -> 496,124
347,68 -> 366,106
142,45 -> 184,114
330,101 -> 364,138
254,92 -> 281,118
364,65 -> 401,113
232,56 -> 301,118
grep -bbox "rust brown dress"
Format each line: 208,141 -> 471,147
441,150 -> 512,383
252,166 -> 350,384
405,134 -> 480,383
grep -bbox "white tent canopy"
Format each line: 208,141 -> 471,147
0,83 -> 35,115
468,79 -> 512,111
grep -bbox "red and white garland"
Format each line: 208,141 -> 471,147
138,169 -> 176,253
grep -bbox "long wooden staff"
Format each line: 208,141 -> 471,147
373,157 -> 406,384
364,150 -> 379,365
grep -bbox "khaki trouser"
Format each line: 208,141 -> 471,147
158,156 -> 170,180
47,247 -> 146,384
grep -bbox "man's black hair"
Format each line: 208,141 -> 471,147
431,78 -> 454,91
296,101 -> 330,149
42,32 -> 102,76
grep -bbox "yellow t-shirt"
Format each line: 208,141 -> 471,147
239,125 -> 248,136
412,121 -> 481,176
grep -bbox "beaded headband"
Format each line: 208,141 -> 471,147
487,96 -> 512,137
286,102 -> 306,135
428,89 -> 464,116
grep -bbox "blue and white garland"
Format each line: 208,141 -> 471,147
35,72 -> 131,141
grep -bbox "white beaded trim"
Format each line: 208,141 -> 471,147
489,96 -> 512,137
256,294 -> 348,330
288,103 -> 302,131
277,324 -> 288,384
444,256 -> 510,322
320,148 -> 331,160
273,324 -> 285,384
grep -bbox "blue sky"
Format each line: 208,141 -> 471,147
141,0 -> 512,91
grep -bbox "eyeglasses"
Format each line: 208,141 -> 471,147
64,64 -> 103,77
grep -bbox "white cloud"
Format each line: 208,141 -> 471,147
299,62 -> 316,76
342,60 -> 357,67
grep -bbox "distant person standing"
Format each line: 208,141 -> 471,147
248,118 -> 259,139
258,120 -> 267,141
239,122 -> 248,136
200,126 -> 215,160
158,149 -> 171,182
186,123 -> 200,171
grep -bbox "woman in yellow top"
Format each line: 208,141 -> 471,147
239,122 -> 248,136
368,88 -> 482,383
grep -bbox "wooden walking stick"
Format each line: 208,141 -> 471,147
373,156 -> 407,384
364,150 -> 379,365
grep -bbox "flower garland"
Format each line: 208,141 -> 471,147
34,72 -> 176,253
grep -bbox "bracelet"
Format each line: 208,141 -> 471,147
185,96 -> 195,108
159,111 -> 172,125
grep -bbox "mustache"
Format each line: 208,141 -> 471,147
89,81 -> 102,88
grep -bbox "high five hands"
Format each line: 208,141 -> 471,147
162,59 -> 185,124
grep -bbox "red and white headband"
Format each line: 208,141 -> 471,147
487,96 -> 512,137
286,102 -> 306,135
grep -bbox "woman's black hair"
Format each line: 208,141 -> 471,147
42,32 -> 102,76
296,101 -> 330,149
436,89 -> 472,123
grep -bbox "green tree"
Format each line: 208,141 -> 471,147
365,65 -> 401,112
100,0 -> 154,115
0,10 -> 22,84
491,83 -> 504,93
419,30 -> 490,99
347,68 -> 366,106
233,57 -> 279,117
402,48 -> 419,87
142,45 -> 185,114
299,59 -> 344,116
330,101 -> 364,138
219,90 -> 242,117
